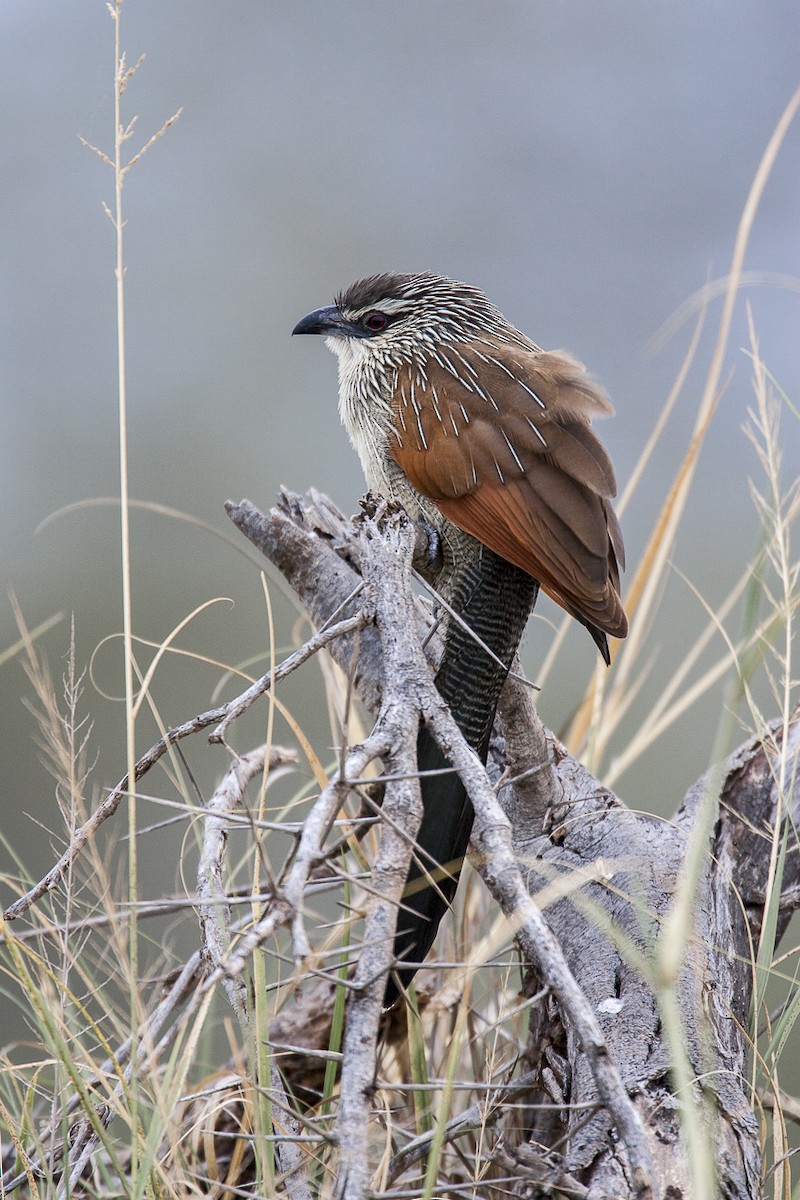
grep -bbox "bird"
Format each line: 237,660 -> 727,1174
292,272 -> 627,1006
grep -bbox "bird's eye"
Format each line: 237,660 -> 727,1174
362,311 -> 388,333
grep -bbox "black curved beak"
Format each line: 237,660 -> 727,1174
292,304 -> 353,338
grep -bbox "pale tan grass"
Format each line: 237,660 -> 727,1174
566,87 -> 800,771
2,10 -> 799,1194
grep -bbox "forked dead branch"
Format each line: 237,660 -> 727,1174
227,489 -> 799,1200
4,488 -> 798,1199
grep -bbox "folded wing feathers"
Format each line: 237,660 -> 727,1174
390,335 -> 628,640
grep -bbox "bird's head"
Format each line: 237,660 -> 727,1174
292,272 -> 508,365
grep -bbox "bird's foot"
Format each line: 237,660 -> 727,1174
412,520 -> 443,579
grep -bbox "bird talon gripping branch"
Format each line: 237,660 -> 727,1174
294,271 -> 627,1005
411,519 -> 444,579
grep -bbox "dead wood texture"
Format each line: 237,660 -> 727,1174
227,490 -> 800,1200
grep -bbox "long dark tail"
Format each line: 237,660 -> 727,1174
384,549 -> 538,1007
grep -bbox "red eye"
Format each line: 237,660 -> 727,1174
362,311 -> 388,332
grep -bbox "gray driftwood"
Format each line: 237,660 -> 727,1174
227,489 -> 800,1200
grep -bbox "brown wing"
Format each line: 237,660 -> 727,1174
390,336 -> 628,640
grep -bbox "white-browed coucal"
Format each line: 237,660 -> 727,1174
293,272 -> 627,1005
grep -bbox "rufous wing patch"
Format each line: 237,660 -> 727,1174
437,483 -> 627,638
390,336 -> 627,640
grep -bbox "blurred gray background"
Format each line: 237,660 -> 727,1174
1,4 -> 798,938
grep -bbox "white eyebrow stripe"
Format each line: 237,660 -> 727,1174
344,297 -> 409,319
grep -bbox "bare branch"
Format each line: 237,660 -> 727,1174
196,744 -> 296,1030
224,489 -> 792,1196
4,607 -> 368,921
